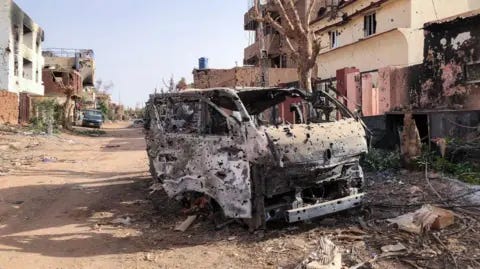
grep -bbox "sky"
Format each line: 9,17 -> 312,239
15,0 -> 252,108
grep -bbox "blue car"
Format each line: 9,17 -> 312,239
82,109 -> 104,128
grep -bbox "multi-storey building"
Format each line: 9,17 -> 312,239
311,0 -> 480,80
0,0 -> 45,123
243,0 -> 315,69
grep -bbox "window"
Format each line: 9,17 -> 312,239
23,58 -> 32,80
23,25 -> 33,49
329,30 -> 339,48
165,101 -> 201,134
466,61 -> 480,83
364,13 -> 377,37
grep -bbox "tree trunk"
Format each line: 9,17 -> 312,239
298,65 -> 313,92
63,94 -> 73,130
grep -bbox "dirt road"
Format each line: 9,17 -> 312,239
0,123 -> 309,269
1,123 -> 479,269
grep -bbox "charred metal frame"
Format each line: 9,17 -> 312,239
145,87 -> 368,229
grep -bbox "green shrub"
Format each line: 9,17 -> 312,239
361,148 -> 401,171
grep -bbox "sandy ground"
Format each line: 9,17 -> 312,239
0,122 -> 479,269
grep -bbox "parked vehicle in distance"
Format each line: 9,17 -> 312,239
82,109 -> 104,128
144,87 -> 368,230
132,119 -> 145,128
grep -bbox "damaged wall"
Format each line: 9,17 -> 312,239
0,89 -> 19,124
192,67 -> 298,89
419,12 -> 480,109
42,69 -> 83,97
0,0 -> 45,96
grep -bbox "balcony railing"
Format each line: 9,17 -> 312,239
42,48 -> 95,59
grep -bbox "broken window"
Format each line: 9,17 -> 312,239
202,104 -> 229,135
238,89 -> 353,126
364,13 -> 377,37
164,101 -> 202,134
465,61 -> 480,83
23,25 -> 33,49
23,58 -> 32,80
329,30 -> 339,49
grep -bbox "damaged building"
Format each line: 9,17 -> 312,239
192,65 -> 298,89
0,0 -> 45,124
40,48 -> 98,122
420,10 -> 480,110
366,9 -> 480,148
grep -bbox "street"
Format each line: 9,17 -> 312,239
1,123 -> 480,269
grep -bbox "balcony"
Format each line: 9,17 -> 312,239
244,41 -> 260,64
244,6 -> 258,31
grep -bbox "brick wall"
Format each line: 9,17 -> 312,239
192,67 -> 298,89
0,90 -> 19,124
43,69 -> 83,97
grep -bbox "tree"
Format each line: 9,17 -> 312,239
62,86 -> 75,130
176,77 -> 188,91
253,0 -> 324,92
94,79 -> 114,93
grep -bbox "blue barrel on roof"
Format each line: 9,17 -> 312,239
199,57 -> 209,70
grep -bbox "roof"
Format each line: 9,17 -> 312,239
424,9 -> 480,28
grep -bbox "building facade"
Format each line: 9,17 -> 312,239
419,10 -> 480,110
311,0 -> 480,80
43,48 -> 95,88
192,66 -> 298,89
0,0 -> 45,123
243,0 -> 316,69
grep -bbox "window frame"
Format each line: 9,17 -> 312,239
329,30 -> 339,49
465,60 -> 480,84
364,13 -> 377,37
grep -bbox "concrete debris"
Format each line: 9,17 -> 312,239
297,237 -> 341,269
149,183 -> 163,195
42,156 -> 57,163
387,205 -> 455,234
110,216 -> 132,226
381,242 -> 407,253
175,215 -> 197,232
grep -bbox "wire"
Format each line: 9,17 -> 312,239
431,0 -> 439,19
447,118 -> 480,130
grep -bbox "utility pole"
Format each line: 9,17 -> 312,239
255,0 -> 269,87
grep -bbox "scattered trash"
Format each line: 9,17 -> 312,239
144,252 -> 155,261
102,144 -> 121,148
381,242 -> 406,253
227,236 -> 237,241
111,216 -> 132,226
42,156 -> 57,163
296,237 -> 341,269
149,183 -> 163,195
408,186 -> 423,194
175,215 -> 197,232
387,205 -> 455,234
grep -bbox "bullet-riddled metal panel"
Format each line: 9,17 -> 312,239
263,119 -> 367,166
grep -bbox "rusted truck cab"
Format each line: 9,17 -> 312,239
144,87 -> 368,229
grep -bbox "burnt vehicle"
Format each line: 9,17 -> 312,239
144,87 -> 368,229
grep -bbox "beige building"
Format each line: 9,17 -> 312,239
311,0 -> 480,80
43,48 -> 95,87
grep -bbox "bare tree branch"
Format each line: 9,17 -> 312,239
306,0 -> 319,27
284,37 -> 299,57
284,0 -> 306,35
270,0 -> 296,34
